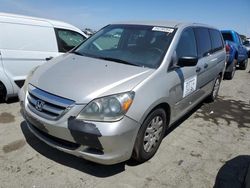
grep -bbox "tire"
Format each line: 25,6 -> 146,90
224,59 -> 236,80
0,82 -> 6,103
239,58 -> 248,70
207,75 -> 221,102
132,108 -> 167,163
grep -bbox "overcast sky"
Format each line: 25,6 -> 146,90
1,0 -> 250,36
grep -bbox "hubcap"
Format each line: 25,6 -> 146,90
213,78 -> 220,98
143,116 -> 163,153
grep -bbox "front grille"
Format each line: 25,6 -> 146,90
27,84 -> 75,120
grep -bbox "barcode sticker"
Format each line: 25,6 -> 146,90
183,75 -> 197,98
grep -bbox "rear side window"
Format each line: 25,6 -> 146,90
176,28 -> 197,58
222,33 -> 233,42
55,28 -> 86,52
0,23 -> 57,52
194,27 -> 212,58
209,29 -> 224,52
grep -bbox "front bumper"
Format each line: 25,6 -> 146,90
19,88 -> 141,165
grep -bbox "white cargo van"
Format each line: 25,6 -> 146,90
0,13 -> 87,101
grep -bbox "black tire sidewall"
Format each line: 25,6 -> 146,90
240,59 -> 248,70
0,83 -> 6,102
207,75 -> 221,102
133,108 -> 167,162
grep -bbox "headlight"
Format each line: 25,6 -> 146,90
77,91 -> 135,122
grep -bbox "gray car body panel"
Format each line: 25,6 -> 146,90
30,54 -> 154,104
19,21 -> 226,164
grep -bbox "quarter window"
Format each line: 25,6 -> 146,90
55,29 -> 86,52
194,27 -> 212,58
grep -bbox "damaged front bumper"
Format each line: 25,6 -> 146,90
19,88 -> 141,165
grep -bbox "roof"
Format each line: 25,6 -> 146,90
0,12 -> 84,35
111,20 -> 214,29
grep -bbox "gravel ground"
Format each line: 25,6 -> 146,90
0,60 -> 250,188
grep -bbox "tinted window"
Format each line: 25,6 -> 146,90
55,29 -> 86,52
176,28 -> 197,58
209,29 -> 224,52
194,27 -> 212,57
222,33 -> 233,42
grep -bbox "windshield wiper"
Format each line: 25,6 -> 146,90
99,57 -> 140,67
70,51 -> 83,56
70,52 -> 141,67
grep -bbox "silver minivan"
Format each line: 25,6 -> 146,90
19,21 -> 226,165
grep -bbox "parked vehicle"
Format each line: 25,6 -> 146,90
221,30 -> 248,79
0,13 -> 88,101
19,21 -> 226,164
243,40 -> 250,58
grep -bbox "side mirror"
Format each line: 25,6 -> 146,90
177,56 -> 198,67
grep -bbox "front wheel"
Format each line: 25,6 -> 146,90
132,108 -> 167,163
207,75 -> 221,102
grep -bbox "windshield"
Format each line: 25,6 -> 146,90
74,24 -> 175,69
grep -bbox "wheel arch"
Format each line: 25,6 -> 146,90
140,102 -> 171,127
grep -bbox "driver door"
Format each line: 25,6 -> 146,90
171,27 -> 205,119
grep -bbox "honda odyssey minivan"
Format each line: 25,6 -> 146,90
19,21 -> 226,164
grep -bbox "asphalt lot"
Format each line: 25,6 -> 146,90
0,60 -> 250,188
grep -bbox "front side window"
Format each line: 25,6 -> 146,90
73,24 -> 175,69
176,28 -> 197,58
55,29 -> 86,52
194,27 -> 212,58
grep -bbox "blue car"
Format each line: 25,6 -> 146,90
221,30 -> 248,79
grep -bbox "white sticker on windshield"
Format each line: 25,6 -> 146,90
183,75 -> 197,98
152,27 -> 174,33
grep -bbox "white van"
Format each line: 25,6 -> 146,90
0,13 -> 88,101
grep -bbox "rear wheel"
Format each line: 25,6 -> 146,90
132,108 -> 167,163
239,58 -> 248,70
207,75 -> 221,102
224,59 -> 236,80
0,82 -> 6,103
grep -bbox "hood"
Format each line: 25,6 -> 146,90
30,54 -> 154,103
